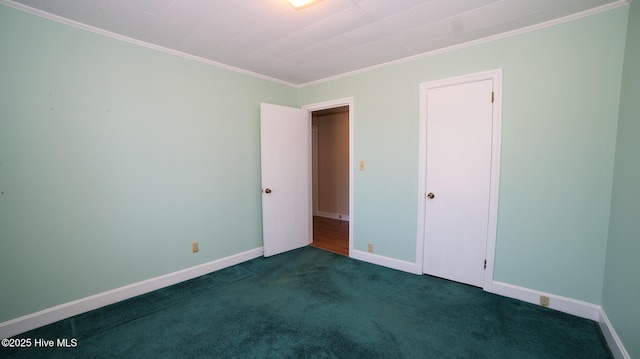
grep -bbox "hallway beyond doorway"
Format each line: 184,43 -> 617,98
311,216 -> 348,256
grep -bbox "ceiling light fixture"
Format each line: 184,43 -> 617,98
286,0 -> 323,10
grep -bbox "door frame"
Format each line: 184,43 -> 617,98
303,97 -> 354,257
312,125 -> 319,217
415,69 -> 502,291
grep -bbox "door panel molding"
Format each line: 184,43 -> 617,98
416,69 -> 502,290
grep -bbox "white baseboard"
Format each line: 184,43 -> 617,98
0,247 -> 264,339
489,281 -> 601,320
485,282 -> 630,357
350,249 -> 419,274
598,308 -> 630,359
315,211 -> 349,222
3,247 -> 629,359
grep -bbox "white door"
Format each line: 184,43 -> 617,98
423,79 -> 493,287
260,103 -> 311,257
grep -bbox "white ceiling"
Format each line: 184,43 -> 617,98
4,0 -> 627,85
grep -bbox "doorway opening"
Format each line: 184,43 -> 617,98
310,106 -> 350,256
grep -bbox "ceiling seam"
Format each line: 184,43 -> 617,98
0,0 -> 298,88
0,0 -> 631,88
297,0 -> 631,88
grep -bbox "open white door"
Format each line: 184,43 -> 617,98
260,103 -> 311,257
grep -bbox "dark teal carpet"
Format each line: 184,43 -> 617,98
2,247 -> 612,358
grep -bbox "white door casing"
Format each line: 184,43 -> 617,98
416,70 -> 502,290
303,98 -> 354,257
312,125 -> 319,217
260,103 -> 311,257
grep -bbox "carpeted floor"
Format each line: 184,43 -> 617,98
1,247 -> 612,358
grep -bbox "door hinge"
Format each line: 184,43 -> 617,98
484,259 -> 487,269
491,92 -> 494,103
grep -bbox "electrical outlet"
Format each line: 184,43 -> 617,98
367,243 -> 373,253
192,242 -> 199,253
540,295 -> 549,307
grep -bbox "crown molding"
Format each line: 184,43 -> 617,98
0,0 -> 298,88
1,0 -> 631,88
298,0 -> 631,88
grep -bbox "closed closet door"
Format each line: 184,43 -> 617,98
422,79 -> 494,287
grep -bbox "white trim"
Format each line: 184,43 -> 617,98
489,281 -> 601,321
315,211 -> 350,222
0,1 -> 296,88
416,69 -> 502,292
298,0 -> 630,88
484,70 -> 502,292
489,281 -> 631,358
302,98 -> 354,257
598,308 -> 631,359
351,250 -> 419,274
0,247 -> 264,339
312,125 -> 320,217
2,0 -> 628,88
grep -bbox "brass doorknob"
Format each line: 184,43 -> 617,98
427,192 -> 435,199
264,188 -> 272,194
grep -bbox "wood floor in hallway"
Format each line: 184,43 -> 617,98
311,216 -> 349,256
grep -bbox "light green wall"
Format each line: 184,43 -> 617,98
603,0 -> 640,357
0,1 -> 634,330
299,7 -> 628,304
0,5 -> 296,323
